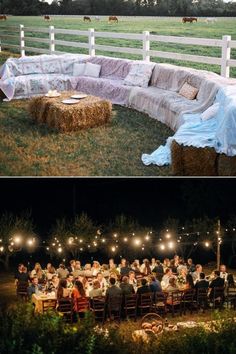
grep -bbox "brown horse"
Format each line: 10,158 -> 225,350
44,15 -> 51,21
182,17 -> 197,23
0,15 -> 7,21
109,16 -> 118,23
84,16 -> 91,22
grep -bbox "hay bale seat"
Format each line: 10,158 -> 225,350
171,140 -> 236,176
28,91 -> 112,133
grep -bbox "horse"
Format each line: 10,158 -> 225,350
182,17 -> 197,24
109,16 -> 118,23
83,16 -> 91,22
44,15 -> 51,21
205,18 -> 217,24
0,15 -> 7,21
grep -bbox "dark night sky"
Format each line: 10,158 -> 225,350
0,178 -> 236,238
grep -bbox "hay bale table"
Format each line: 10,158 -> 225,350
171,140 -> 236,176
28,91 -> 112,133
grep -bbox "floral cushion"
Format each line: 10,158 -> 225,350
124,62 -> 155,88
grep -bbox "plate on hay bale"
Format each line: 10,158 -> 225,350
140,313 -> 164,335
45,91 -> 61,98
71,94 -> 88,99
62,99 -> 80,105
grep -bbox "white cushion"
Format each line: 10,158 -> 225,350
201,102 -> 220,121
124,62 -> 155,88
84,62 -> 101,78
73,63 -> 86,76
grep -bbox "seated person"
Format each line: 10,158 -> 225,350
137,278 -> 151,295
165,277 -> 178,292
27,277 -> 42,297
66,273 -> 74,289
106,277 -> 122,298
72,280 -> 88,313
89,280 -> 103,299
57,279 -> 71,300
46,274 -> 59,293
220,264 -> 228,281
149,275 -> 162,293
195,272 -> 209,291
57,263 -> 69,279
209,270 -> 225,300
120,276 -> 135,296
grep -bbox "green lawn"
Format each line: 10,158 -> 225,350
1,16 -> 236,76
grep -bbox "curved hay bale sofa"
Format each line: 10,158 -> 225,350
1,53 -> 236,175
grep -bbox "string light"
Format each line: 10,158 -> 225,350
205,241 -> 210,247
58,247 -> 62,253
0,246 -> 4,252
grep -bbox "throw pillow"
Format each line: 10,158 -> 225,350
201,102 -> 220,121
73,63 -> 86,76
179,82 -> 199,100
124,62 -> 155,88
84,62 -> 101,78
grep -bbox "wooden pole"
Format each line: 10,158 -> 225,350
217,219 -> 221,269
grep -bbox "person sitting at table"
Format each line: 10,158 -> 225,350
57,263 -> 69,279
68,260 -> 76,273
96,272 -> 108,292
45,263 -> 56,281
119,258 -> 132,277
101,264 -> 110,278
106,277 -> 122,298
91,261 -> 101,276
140,259 -> 152,276
27,277 -> 43,297
149,275 -> 162,293
15,264 -> 30,286
152,260 -> 164,279
120,276 -> 135,296
165,277 -> 178,292
128,271 -> 137,291
192,264 -> 203,285
57,279 -> 71,300
66,273 -> 74,289
131,261 -> 141,276
109,258 -> 116,270
72,261 -> 82,278
187,258 -> 195,273
47,274 -> 59,293
161,268 -> 173,290
209,270 -> 225,300
89,280 -> 103,299
219,264 -> 228,281
137,278 -> 150,295
30,263 -> 45,283
195,272 -> 209,291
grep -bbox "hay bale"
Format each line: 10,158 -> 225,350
28,91 -> 112,133
171,140 -> 184,176
171,140 -> 217,176
218,154 -> 236,176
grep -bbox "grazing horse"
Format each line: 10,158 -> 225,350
83,16 -> 91,22
0,15 -> 7,21
44,15 -> 51,21
182,17 -> 197,23
109,16 -> 118,23
205,17 -> 217,24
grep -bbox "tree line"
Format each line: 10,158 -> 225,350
1,0 -> 236,17
0,211 -> 236,270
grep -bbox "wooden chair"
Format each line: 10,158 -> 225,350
166,291 -> 183,317
181,289 -> 196,314
90,296 -> 106,323
226,286 -> 236,310
123,294 -> 137,320
17,282 -> 29,301
77,296 -> 90,312
138,293 -> 153,316
107,295 -> 122,322
211,287 -> 225,309
153,292 -> 167,316
196,288 -> 209,312
57,298 -> 73,323
42,299 -> 57,313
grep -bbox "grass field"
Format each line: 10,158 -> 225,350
1,16 -> 236,176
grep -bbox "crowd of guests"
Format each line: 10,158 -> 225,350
14,255 -> 236,315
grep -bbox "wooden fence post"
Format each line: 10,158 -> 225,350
20,24 -> 25,57
221,35 -> 231,78
143,31 -> 150,62
89,28 -> 95,56
49,26 -> 55,54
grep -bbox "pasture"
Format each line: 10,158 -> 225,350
0,16 -> 236,176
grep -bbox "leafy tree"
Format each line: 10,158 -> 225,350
0,211 -> 35,270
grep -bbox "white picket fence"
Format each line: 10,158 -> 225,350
1,24 -> 236,78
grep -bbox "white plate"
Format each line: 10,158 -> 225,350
70,94 -> 88,99
45,93 -> 61,98
62,99 -> 80,105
